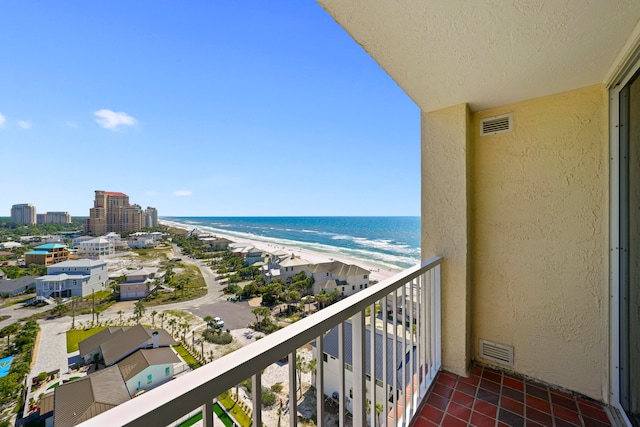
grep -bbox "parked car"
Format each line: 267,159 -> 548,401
213,317 -> 224,328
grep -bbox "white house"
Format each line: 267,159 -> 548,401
77,237 -> 114,259
36,259 -> 107,300
71,236 -> 94,248
117,346 -> 180,396
128,236 -> 156,249
313,321 -> 415,423
0,241 -> 21,250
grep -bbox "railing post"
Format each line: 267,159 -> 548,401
288,350 -> 298,427
338,322 -> 345,427
370,302 -> 376,427
252,373 -> 261,427
202,400 -> 213,427
315,335 -> 324,427
352,310 -> 366,427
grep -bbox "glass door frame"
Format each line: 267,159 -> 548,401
610,55 -> 640,427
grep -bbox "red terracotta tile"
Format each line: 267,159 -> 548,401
525,395 -> 551,414
477,389 -> 500,405
483,369 -> 502,384
437,372 -> 458,388
433,382 -> 454,399
498,408 -> 524,427
500,395 -> 524,416
480,378 -> 501,393
578,402 -> 609,423
498,423 -> 511,427
554,418 -> 582,427
526,406 -> 552,425
525,383 -> 548,400
456,380 -> 478,397
451,390 -> 474,408
502,387 -> 524,403
550,393 -> 577,411
474,400 -> 498,418
421,404 -> 445,424
503,376 -> 524,392
552,404 -> 581,425
549,387 -> 574,400
442,414 -> 467,427
470,410 -> 495,427
412,415 -> 438,427
576,396 -> 604,410
427,392 -> 449,411
582,416 -> 612,427
460,374 -> 481,386
471,365 -> 483,376
526,420 -> 548,427
447,400 -> 471,422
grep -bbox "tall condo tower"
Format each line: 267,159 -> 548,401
11,203 -> 37,225
83,191 -> 147,235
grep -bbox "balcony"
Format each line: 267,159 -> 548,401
79,256 -> 443,426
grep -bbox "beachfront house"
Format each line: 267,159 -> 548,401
310,261 -> 370,298
35,259 -> 107,300
83,3 -> 640,427
199,237 -> 232,252
117,347 -> 180,396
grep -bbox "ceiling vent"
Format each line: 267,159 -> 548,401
480,114 -> 512,136
480,339 -> 514,366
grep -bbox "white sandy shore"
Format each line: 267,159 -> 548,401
159,219 -> 402,283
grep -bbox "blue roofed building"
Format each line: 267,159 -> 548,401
24,243 -> 69,266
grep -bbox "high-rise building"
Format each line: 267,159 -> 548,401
36,214 -> 46,224
83,191 -> 148,235
11,203 -> 37,225
143,207 -> 158,228
45,211 -> 72,224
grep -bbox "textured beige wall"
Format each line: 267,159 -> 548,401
421,103 -> 473,376
472,85 -> 609,400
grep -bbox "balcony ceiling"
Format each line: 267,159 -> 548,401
317,0 -> 640,112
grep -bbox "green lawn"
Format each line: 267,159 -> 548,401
173,344 -> 201,369
219,392 -> 252,427
66,327 -> 107,353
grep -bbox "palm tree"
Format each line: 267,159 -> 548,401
181,320 -> 190,342
117,310 -> 124,324
168,318 -> 177,336
375,403 -> 384,427
307,359 -> 317,396
151,310 -> 158,326
296,354 -> 306,399
204,315 -> 214,329
159,312 -> 167,329
134,300 -> 146,323
0,323 -> 19,347
207,350 -> 214,363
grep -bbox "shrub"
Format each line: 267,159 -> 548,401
271,382 -> 283,393
261,387 -> 276,407
202,329 -> 232,345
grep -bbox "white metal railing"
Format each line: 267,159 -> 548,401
79,256 -> 442,427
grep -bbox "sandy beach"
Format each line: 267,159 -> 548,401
160,219 -> 403,283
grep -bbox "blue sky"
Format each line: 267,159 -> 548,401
0,2 -> 420,217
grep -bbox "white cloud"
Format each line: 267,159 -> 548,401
173,190 -> 192,197
17,120 -> 32,129
94,109 -> 136,130
0,113 -> 5,128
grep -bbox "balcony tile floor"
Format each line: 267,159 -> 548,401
412,366 -> 612,427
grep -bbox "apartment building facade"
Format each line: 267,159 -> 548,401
36,259 -> 107,299
10,204 -> 36,225
84,191 -> 149,236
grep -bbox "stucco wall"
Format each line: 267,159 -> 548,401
421,103 -> 473,376
471,84 -> 608,400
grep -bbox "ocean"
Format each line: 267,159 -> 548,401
161,216 -> 421,271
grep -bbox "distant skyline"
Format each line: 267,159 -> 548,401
0,2 -> 420,217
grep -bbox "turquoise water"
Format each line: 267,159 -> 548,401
162,216 -> 420,270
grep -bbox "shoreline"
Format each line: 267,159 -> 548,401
160,219 -> 402,283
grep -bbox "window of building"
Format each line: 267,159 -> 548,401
352,285 -> 355,290
165,367 -> 170,376
147,374 -> 152,384
359,284 -> 363,290
323,354 -> 328,362
364,275 -> 368,279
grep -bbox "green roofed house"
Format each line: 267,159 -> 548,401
25,243 -> 69,266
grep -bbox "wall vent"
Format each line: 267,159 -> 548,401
479,339 -> 514,366
480,114 -> 512,136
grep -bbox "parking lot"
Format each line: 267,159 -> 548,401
189,299 -> 256,330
